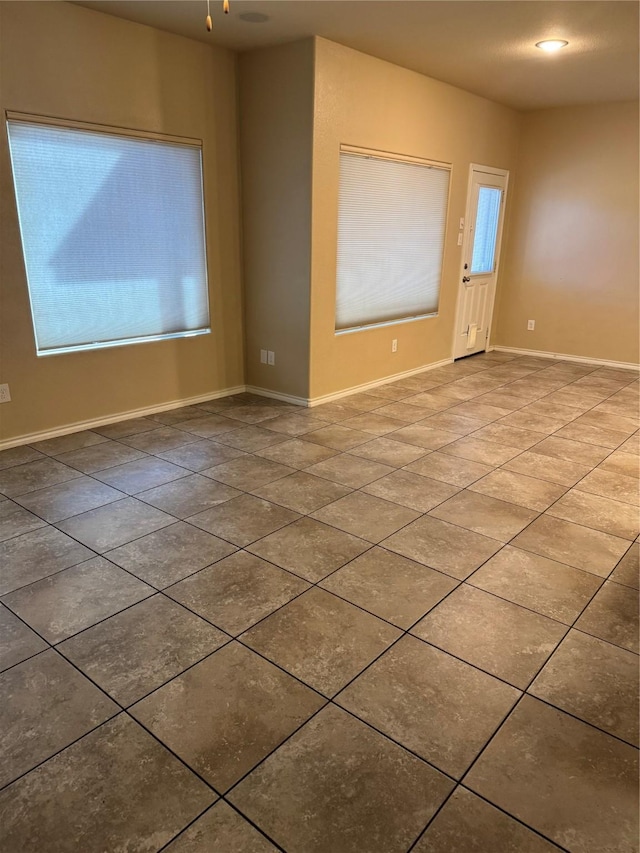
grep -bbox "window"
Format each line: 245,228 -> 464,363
335,147 -> 451,332
470,186 -> 502,274
7,116 -> 210,356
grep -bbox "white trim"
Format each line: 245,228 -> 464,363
492,346 -> 640,372
245,387 -> 308,407
0,386 -> 246,451
307,358 -> 453,406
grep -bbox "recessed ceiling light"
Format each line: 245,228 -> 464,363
535,39 -> 569,53
239,11 -> 269,23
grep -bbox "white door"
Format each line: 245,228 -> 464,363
453,165 -> 508,359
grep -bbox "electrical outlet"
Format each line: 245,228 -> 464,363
267,351 -> 275,366
457,233 -> 463,246
391,339 -> 398,353
260,349 -> 268,364
527,320 -> 535,331
0,383 -> 11,403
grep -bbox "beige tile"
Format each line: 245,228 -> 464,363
252,471 -> 352,514
0,457 -> 82,497
469,469 -> 566,511
320,547 -> 458,628
498,409 -> 571,435
0,527 -> 94,596
578,410 -> 639,434
576,468 -> 639,507
430,490 -> 538,543
165,802 -> 277,852
242,587 -> 400,696
599,450 -> 640,479
554,421 -> 630,449
106,522 -> 236,588
204,455 -> 294,490
421,411 -> 487,435
534,435 -> 610,466
167,550 -> 308,635
0,446 -> 44,470
473,423 -> 542,450
503,450 -> 591,486
363,469 -> 459,512
256,437 -> 338,468
148,405 -> 213,426
547,489 -> 639,540
512,515 -> 630,577
92,456 -> 189,494
340,412 -> 408,436
384,515 -> 502,580
0,501 -> 46,542
465,696 -> 639,853
414,787 -> 561,853
311,491 -> 420,543
229,704 -> 453,853
575,581 -> 639,653
59,596 -> 227,706
350,436 -> 429,467
0,604 -> 47,672
56,497 -> 175,552
376,401 -> 436,422
303,424 -> 372,451
530,630 -> 639,745
14,477 -> 123,523
0,650 -> 117,788
401,391 -> 458,411
447,402 -> 512,423
405,451 -> 493,487
440,436 -> 521,466
136,474 -> 240,519
217,426 -> 288,452
2,557 -> 154,643
469,545 -> 602,624
32,430 -> 108,456
338,636 -> 519,778
131,642 -> 323,791
189,494 -> 299,546
0,714 -> 214,852
413,585 -> 566,688
263,412 -> 327,436
305,453 -> 394,487
171,414 -> 237,439
611,543 -> 639,589
391,424 -> 460,450
246,517 -> 370,582
221,404 -> 284,425
56,442 -> 146,474
94,417 -> 157,439
157,439 -> 246,472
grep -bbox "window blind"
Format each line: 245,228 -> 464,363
335,151 -> 450,331
7,119 -> 210,356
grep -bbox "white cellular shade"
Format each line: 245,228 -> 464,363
7,120 -> 210,355
471,186 -> 502,274
335,151 -> 450,331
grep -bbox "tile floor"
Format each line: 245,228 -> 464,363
0,351 -> 638,852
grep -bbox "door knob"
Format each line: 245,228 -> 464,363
462,276 -> 471,283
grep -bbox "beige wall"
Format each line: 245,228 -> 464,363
309,38 -> 522,399
0,1 -> 244,442
239,40 -> 314,399
495,101 -> 639,365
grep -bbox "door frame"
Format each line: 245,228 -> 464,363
451,163 -> 509,360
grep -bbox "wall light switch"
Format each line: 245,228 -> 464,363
391,339 -> 398,353
0,384 -> 11,403
457,233 -> 463,246
527,320 -> 535,331
267,351 -> 275,366
260,349 -> 268,364
459,218 -> 465,230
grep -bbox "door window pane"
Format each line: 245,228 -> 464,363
470,186 -> 502,274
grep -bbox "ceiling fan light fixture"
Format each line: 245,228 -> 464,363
535,39 -> 569,53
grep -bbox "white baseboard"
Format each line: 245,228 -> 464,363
245,387 -> 308,407
492,346 -> 640,372
248,358 -> 454,409
0,386 -> 246,451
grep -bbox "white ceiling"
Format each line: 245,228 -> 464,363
77,0 -> 639,110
